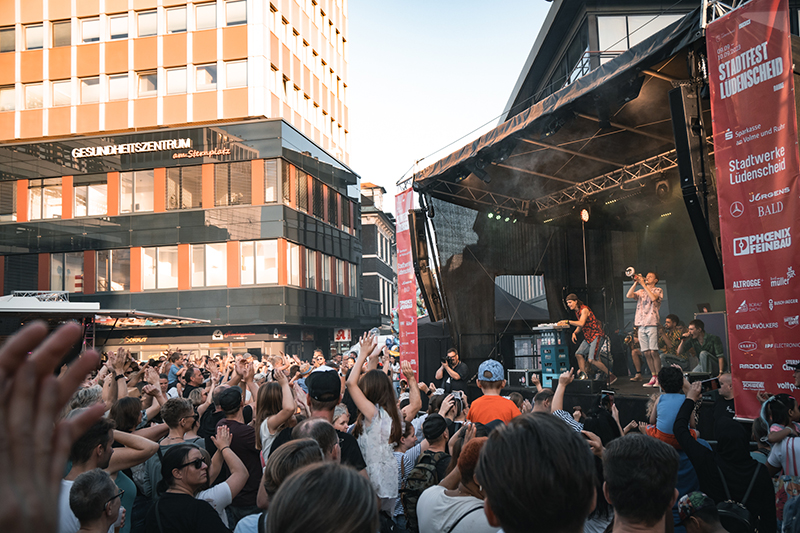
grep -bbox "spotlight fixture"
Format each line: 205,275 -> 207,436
487,213 -> 494,219
580,208 -> 590,223
655,179 -> 670,201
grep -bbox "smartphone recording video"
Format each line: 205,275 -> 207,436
700,377 -> 720,393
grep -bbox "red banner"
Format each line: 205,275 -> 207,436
395,189 -> 419,377
708,0 -> 800,418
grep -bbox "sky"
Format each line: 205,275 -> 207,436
346,1 -> 551,213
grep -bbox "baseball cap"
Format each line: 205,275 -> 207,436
218,386 -> 243,412
306,366 -> 341,402
565,293 -> 578,301
422,414 -> 448,441
478,359 -> 504,382
677,492 -> 717,524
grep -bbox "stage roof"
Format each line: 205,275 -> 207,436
413,9 -> 705,221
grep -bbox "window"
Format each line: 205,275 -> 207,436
167,7 -> 187,33
0,180 -> 16,221
120,170 -> 154,213
25,84 -> 43,109
166,166 -> 202,210
97,249 -> 130,291
349,263 -> 357,297
226,0 -> 246,26
109,74 -> 128,100
80,77 -> 100,104
73,176 -> 107,217
29,178 -> 62,220
52,20 -> 71,47
311,180 -> 323,218
0,26 -> 14,53
287,242 -> 301,286
240,240 -> 278,285
25,24 -> 43,50
281,161 -> 290,202
166,67 -> 187,94
264,159 -> 278,202
214,162 -> 251,206
341,198 -> 351,230
138,10 -> 157,37
226,60 -> 247,87
196,3 -> 217,30
142,246 -> 179,290
306,249 -> 316,289
0,86 -> 13,111
336,259 -> 344,294
138,71 -> 157,97
321,255 -> 331,292
196,64 -> 217,91
328,189 -> 338,227
81,18 -> 99,43
109,14 -> 128,39
192,243 -> 227,287
296,168 -> 307,212
52,80 -> 71,106
51,252 -> 84,292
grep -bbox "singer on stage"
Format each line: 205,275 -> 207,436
626,271 -> 663,387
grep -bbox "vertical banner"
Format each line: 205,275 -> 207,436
395,189 -> 419,376
707,0 -> 800,418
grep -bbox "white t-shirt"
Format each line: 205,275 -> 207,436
234,512 -> 262,533
259,417 -> 280,464
195,481 -> 233,528
166,387 -> 179,399
58,479 -> 116,533
416,485 -> 498,533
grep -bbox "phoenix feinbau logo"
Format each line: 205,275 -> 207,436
733,228 -> 791,256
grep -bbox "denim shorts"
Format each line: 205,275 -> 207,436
638,326 -> 659,351
576,338 -> 599,361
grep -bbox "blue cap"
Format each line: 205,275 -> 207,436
478,359 -> 504,382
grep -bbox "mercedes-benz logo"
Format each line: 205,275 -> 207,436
730,201 -> 744,218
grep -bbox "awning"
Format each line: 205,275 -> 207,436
413,9 -> 705,219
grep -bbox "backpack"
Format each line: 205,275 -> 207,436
400,450 -> 450,533
715,463 -> 760,533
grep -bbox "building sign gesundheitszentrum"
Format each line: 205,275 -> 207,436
708,0 -> 800,418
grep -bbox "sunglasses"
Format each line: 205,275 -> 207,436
182,413 -> 199,421
105,490 -> 124,507
178,458 -> 207,470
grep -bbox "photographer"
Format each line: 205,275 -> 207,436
435,348 -> 468,394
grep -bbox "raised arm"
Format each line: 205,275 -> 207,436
346,333 -> 378,422
107,429 -> 159,473
267,369 -> 296,433
209,425 -> 248,499
626,278 -> 639,299
552,369 -> 574,413
401,361 -> 422,423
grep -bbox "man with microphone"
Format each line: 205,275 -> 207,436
626,271 -> 663,387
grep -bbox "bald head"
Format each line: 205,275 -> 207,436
292,418 -> 339,461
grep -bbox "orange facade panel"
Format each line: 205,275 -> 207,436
106,172 -> 119,216
163,33 -> 187,68
105,40 -> 128,73
222,25 -> 248,61
133,98 -> 157,128
271,94 -> 281,118
20,50 -> 44,84
251,159 -> 264,206
0,0 -> 14,26
83,250 -> 96,295
49,47 -> 72,80
282,45 -> 290,78
105,101 -> 128,132
153,167 -> 166,212
177,243 -> 190,291
270,32 -> 280,66
61,176 -> 73,219
38,254 -> 49,291
76,44 -> 101,78
133,0 -> 157,9
105,0 -> 127,14
162,94 -> 187,126
222,88 -> 248,119
0,111 -> 14,141
193,91 -> 217,122
193,30 -> 217,65
76,0 -> 100,17
133,37 -> 157,71
0,53 -> 13,85
49,0 -> 71,19
277,239 -> 287,286
20,0 -> 42,23
227,241 -> 240,288
19,109 -> 43,139
76,104 -> 100,134
129,247 -> 142,292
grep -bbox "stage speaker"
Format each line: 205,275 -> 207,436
669,85 -> 724,290
408,209 -> 445,321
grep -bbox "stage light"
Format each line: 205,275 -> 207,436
580,208 -> 590,222
655,179 -> 670,201
661,212 -> 672,218
512,218 -> 517,223
488,213 -> 494,219
504,216 -> 510,222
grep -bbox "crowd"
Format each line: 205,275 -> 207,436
0,320 -> 797,533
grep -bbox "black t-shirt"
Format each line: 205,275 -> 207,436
200,406 -> 252,453
715,397 -> 736,420
269,425 -> 367,471
216,418 -> 261,508
144,492 -> 229,533
439,361 -> 469,393
183,384 -> 201,398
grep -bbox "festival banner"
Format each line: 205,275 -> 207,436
395,189 -> 419,377
707,0 -> 800,418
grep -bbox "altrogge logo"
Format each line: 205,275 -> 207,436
733,227 -> 791,256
